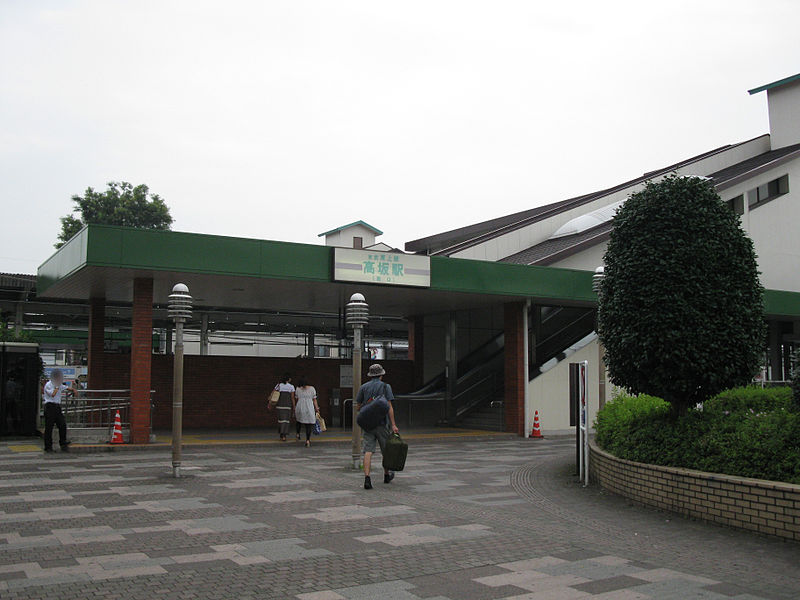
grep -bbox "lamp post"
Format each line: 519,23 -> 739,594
592,266 -> 604,296
346,293 -> 369,470
168,283 -> 192,478
587,265 -> 606,486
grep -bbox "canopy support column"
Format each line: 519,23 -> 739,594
88,297 -> 105,389
130,278 -> 153,444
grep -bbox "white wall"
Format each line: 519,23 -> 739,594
767,80 -> 800,150
720,156 -> 800,293
549,243 -> 607,272
527,338 -> 602,435
452,136 -> 770,263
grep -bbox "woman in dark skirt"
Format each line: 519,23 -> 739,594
272,374 -> 296,442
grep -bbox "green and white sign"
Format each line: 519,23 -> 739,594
334,248 -> 431,287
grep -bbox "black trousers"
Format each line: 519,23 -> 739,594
44,403 -> 68,450
296,421 -> 314,440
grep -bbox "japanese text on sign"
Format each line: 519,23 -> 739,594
333,248 -> 431,287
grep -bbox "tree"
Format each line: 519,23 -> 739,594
597,174 -> 765,414
56,181 -> 173,248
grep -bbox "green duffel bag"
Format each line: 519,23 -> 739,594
382,433 -> 408,472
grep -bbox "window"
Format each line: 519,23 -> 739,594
747,174 -> 789,209
353,236 -> 363,249
726,195 -> 744,216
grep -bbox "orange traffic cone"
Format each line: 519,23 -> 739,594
530,410 -> 544,439
110,410 -> 124,444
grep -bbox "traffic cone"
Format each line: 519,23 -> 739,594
110,410 -> 124,444
530,410 -> 544,439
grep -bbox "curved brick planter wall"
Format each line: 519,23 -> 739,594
589,441 -> 800,541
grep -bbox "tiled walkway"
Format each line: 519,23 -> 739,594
1,437 -> 798,599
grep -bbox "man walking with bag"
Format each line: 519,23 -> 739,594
355,364 -> 399,490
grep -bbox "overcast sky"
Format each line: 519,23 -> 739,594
1,1 -> 798,274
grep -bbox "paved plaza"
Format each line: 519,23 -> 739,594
0,437 -> 798,599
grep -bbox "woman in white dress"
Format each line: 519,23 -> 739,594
294,376 -> 320,447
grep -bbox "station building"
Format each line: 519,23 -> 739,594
8,74 -> 800,443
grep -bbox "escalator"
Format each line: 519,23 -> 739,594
397,306 -> 597,431
396,331 -> 505,430
533,306 -> 597,372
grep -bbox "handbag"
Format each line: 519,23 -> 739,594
313,419 -> 322,435
268,389 -> 280,406
382,433 -> 408,472
356,383 -> 390,431
317,415 -> 327,432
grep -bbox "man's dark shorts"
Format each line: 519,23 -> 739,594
363,424 -> 389,453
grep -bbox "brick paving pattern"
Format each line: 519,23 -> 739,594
0,438 -> 798,599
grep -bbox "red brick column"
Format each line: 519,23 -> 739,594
88,297 -> 105,389
407,316 -> 424,389
130,278 -> 154,443
504,302 -> 526,436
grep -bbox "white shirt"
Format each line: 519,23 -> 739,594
43,381 -> 68,405
275,383 -> 295,393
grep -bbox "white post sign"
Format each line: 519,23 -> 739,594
334,248 -> 431,287
578,360 -> 589,487
339,364 -> 353,388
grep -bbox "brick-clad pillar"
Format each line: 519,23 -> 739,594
407,316 -> 424,388
88,297 -> 105,389
130,278 -> 154,444
504,302 -> 526,436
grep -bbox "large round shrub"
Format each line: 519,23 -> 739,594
598,175 -> 765,413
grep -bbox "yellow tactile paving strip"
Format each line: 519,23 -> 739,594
5,428 -> 513,452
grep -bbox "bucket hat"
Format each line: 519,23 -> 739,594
367,364 -> 386,377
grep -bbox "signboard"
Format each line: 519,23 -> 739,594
334,248 -> 431,287
577,360 -> 589,487
339,365 -> 353,388
43,366 -> 86,387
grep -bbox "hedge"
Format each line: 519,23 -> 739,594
595,386 -> 800,484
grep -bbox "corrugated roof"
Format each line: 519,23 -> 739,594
405,140 -> 756,256
0,273 -> 36,289
500,223 -> 612,266
500,141 -> 800,267
709,142 -> 800,189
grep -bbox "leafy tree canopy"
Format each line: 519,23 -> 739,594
56,181 -> 173,248
597,174 -> 765,413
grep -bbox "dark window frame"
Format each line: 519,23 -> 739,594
748,174 -> 790,210
726,194 -> 744,216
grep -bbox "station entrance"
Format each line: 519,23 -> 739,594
33,224 -> 800,443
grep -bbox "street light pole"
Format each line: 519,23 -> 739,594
346,293 -> 369,470
592,266 -> 604,297
584,265 -> 606,487
168,284 -> 192,478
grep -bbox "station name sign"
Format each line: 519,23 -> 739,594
333,248 -> 431,287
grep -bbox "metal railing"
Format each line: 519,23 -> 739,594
58,389 -> 154,443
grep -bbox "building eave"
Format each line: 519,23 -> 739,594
748,72 -> 800,95
317,220 -> 383,237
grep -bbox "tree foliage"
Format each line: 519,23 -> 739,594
597,174 -> 765,413
56,181 -> 173,248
